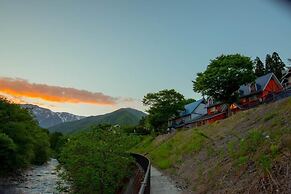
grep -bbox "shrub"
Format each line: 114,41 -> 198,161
0,133 -> 17,175
258,154 -> 271,171
59,127 -> 135,193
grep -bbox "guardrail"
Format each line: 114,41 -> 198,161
130,153 -> 151,194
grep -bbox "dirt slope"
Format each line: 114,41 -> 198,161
133,97 -> 291,194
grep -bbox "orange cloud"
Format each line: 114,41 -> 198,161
0,77 -> 117,105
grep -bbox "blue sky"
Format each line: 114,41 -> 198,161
0,0 -> 290,115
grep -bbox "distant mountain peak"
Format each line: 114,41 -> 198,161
49,107 -> 147,134
21,104 -> 85,128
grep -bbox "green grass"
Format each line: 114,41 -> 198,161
264,112 -> 277,122
132,97 -> 291,192
134,129 -> 207,169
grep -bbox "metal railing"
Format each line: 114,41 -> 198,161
130,153 -> 151,194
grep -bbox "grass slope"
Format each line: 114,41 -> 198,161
49,108 -> 146,134
132,98 -> 291,193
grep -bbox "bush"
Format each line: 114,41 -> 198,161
0,133 -> 17,175
59,127 -> 135,193
49,132 -> 66,158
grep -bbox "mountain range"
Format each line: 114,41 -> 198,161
49,108 -> 146,134
21,104 -> 146,134
21,104 -> 85,128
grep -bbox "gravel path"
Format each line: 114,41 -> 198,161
151,166 -> 181,194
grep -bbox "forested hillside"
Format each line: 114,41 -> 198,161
49,108 -> 146,133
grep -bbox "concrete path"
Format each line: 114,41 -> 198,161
151,166 -> 181,194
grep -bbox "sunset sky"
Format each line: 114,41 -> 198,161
0,0 -> 291,116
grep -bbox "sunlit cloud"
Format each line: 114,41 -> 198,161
0,77 -> 119,106
0,92 -> 28,104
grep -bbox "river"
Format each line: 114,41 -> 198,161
0,159 -> 68,194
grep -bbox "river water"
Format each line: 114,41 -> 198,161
0,159 -> 68,194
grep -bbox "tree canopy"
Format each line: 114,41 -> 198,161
265,52 -> 286,80
59,126 -> 137,193
0,98 -> 50,175
254,57 -> 265,77
142,89 -> 186,131
193,54 -> 255,103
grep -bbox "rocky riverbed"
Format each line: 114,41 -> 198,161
0,159 -> 68,194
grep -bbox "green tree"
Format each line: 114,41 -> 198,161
49,132 -> 66,158
142,89 -> 185,131
59,127 -> 134,194
122,116 -> 152,135
0,98 -> 50,175
265,54 -> 273,73
183,98 -> 196,105
271,52 -> 285,80
0,133 -> 17,175
193,54 -> 255,103
254,57 -> 265,77
265,52 -> 286,80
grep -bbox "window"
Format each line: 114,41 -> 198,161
241,98 -> 247,103
209,106 -> 217,113
249,83 -> 257,93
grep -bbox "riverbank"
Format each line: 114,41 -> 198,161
0,159 -> 68,194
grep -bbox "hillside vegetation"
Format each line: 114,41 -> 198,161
49,108 -> 146,133
0,99 -> 50,176
133,98 -> 291,193
58,126 -> 138,193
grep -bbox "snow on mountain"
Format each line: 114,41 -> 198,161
20,104 -> 85,128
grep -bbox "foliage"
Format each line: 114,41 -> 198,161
122,116 -> 152,135
0,98 -> 50,175
142,89 -> 186,131
122,125 -> 151,135
133,129 -> 207,169
183,98 -> 196,105
265,54 -> 273,75
0,133 -> 17,173
265,52 -> 286,80
271,52 -> 286,80
193,54 -> 255,103
254,57 -> 265,77
49,132 -> 66,158
59,126 -> 136,194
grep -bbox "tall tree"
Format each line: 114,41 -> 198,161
265,52 -> 286,80
265,54 -> 273,74
193,54 -> 255,103
254,57 -> 265,77
271,52 -> 286,80
142,89 -> 185,131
